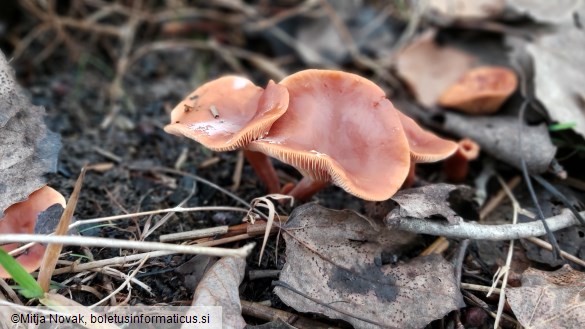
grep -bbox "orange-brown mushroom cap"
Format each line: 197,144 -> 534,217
438,66 -> 518,114
0,186 -> 66,278
248,70 -> 411,201
164,76 -> 289,151
397,111 -> 458,163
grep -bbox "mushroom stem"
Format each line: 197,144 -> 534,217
285,177 -> 329,201
243,149 -> 281,194
443,138 -> 481,183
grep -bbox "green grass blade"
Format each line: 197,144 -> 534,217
0,249 -> 44,298
549,122 -> 576,132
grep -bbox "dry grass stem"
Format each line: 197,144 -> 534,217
38,167 -> 86,292
246,194 -> 292,264
0,234 -> 255,258
89,255 -> 149,308
488,176 -> 519,329
461,283 -> 501,295
159,226 -> 229,242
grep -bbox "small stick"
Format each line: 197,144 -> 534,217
461,283 -> 501,295
209,105 -> 219,118
387,209 -> 582,240
524,236 -> 585,267
160,226 -> 229,242
0,234 -> 254,258
420,237 -> 449,256
174,147 -> 189,169
231,150 -> 244,192
240,299 -> 339,329
93,146 -> 122,163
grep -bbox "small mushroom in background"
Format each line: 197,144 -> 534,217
438,66 -> 518,115
0,186 -> 66,278
249,70 -> 457,201
443,138 -> 481,183
164,76 -> 289,193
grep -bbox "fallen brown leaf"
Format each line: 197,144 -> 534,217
276,204 -> 464,329
385,184 -> 477,225
190,257 -> 246,329
507,265 -> 585,329
0,51 -> 61,216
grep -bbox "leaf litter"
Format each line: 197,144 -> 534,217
3,0 -> 585,327
507,265 -> 585,329
276,203 -> 464,329
0,53 -> 61,216
190,257 -> 247,329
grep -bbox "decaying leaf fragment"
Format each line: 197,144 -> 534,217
442,112 -> 556,173
276,204 -> 464,329
0,51 -> 61,216
385,184 -> 477,225
526,29 -> 585,139
189,257 -> 246,329
507,265 -> 585,329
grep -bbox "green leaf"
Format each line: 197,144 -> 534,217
549,122 -> 576,132
0,249 -> 44,298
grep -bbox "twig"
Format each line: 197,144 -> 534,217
49,232 -> 255,276
231,150 -> 244,192
419,236 -> 449,256
524,236 -> 585,267
461,283 -> 500,295
159,226 -> 229,242
387,209 -> 582,240
479,176 -> 521,220
0,234 -> 255,258
240,299 -> 337,329
453,239 -> 470,287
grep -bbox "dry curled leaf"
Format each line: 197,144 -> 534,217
385,184 -> 477,225
276,204 -> 464,329
190,257 -> 246,329
507,265 -> 585,329
0,51 -> 61,216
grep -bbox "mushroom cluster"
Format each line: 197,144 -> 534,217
165,70 -> 458,201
